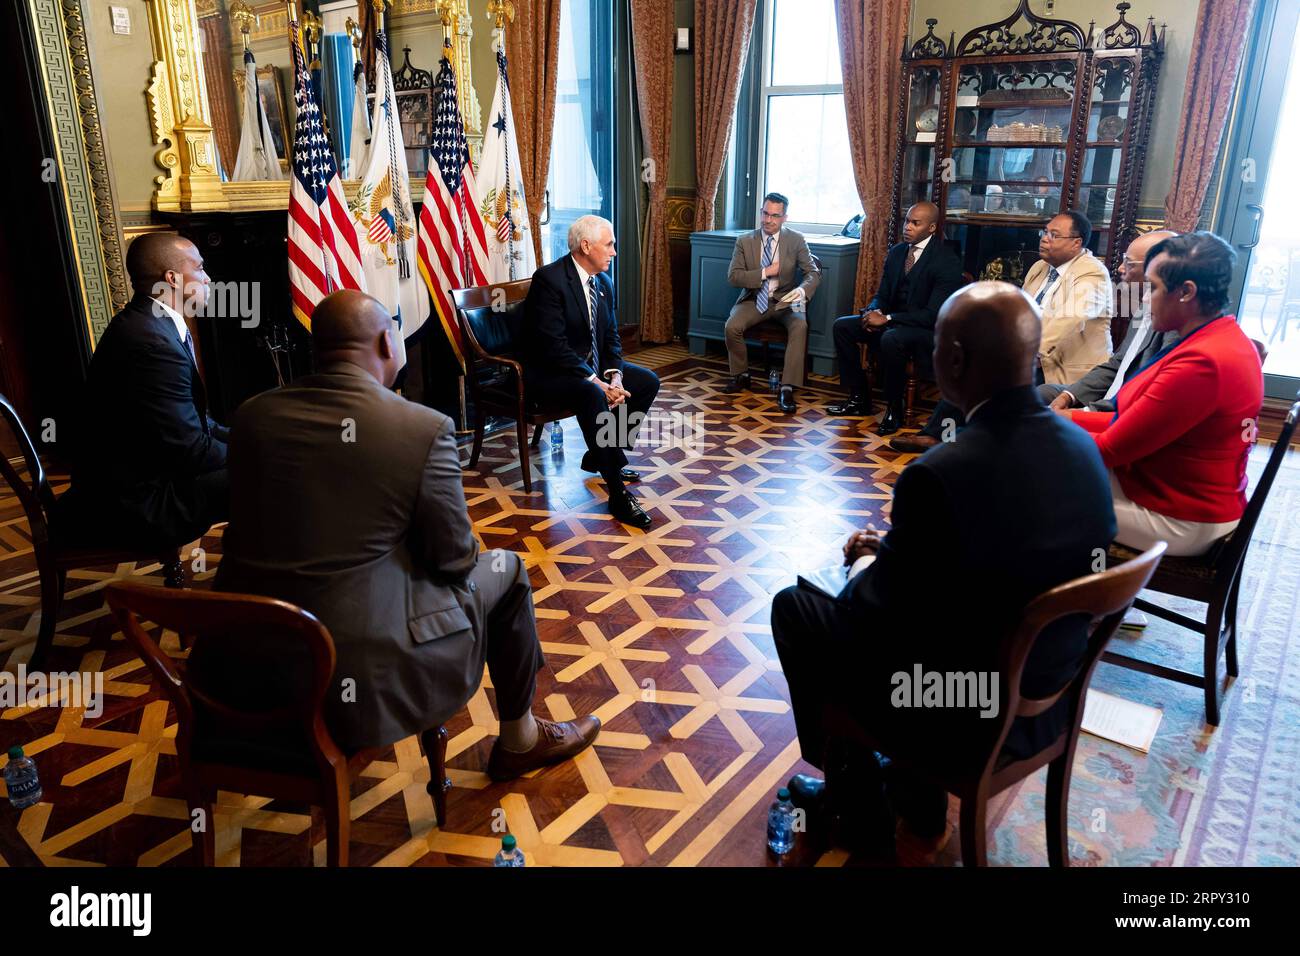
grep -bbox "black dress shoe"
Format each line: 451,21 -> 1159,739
721,372 -> 751,394
580,453 -> 642,484
787,773 -> 828,814
609,489 -> 653,529
876,409 -> 903,436
777,386 -> 797,414
827,396 -> 871,416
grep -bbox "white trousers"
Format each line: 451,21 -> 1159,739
1110,472 -> 1238,558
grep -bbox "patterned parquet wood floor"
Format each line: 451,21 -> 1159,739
1,346 -> 913,867
3,346 -> 1296,868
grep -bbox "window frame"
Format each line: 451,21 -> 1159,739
752,0 -> 852,235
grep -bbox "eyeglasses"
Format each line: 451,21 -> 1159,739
1038,230 -> 1081,241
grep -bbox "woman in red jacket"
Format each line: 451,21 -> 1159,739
1066,232 -> 1263,557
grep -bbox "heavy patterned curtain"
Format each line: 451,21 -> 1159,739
835,0 -> 910,310
693,0 -> 758,231
1163,0 -> 1258,231
630,0 -> 675,342
505,0 -> 562,266
197,8 -> 238,178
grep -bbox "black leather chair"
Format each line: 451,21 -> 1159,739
0,393 -> 184,670
1103,397 -> 1300,725
451,280 -> 575,493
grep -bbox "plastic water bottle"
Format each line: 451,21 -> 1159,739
767,787 -> 795,856
768,368 -> 781,392
551,420 -> 564,444
494,834 -> 525,867
4,746 -> 42,809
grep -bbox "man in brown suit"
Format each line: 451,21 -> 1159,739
722,192 -> 821,413
210,290 -> 599,781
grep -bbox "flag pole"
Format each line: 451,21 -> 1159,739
488,1 -> 517,278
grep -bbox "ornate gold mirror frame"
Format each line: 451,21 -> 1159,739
144,0 -> 482,212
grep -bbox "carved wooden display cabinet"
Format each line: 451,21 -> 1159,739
889,0 -> 1164,284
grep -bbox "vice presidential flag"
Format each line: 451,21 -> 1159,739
479,40 -> 535,281
351,32 -> 429,343
287,18 -> 365,329
416,40 -> 490,368
232,46 -> 284,181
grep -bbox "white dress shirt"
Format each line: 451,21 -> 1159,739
153,297 -> 195,366
573,260 -> 620,383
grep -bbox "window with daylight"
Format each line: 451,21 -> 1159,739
755,0 -> 861,232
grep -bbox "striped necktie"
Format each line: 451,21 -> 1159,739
587,277 -> 600,372
1036,266 -> 1060,306
756,235 -> 775,313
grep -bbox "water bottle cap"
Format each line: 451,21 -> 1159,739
501,834 -> 516,851
777,787 -> 790,801
6,746 -> 22,760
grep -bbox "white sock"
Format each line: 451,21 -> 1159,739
499,713 -> 539,753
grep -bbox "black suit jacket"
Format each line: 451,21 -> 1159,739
844,385 -> 1116,758
866,238 -> 965,331
62,293 -> 227,547
523,254 -> 624,380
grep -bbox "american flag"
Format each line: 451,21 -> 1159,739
417,41 -> 490,368
287,18 -> 365,328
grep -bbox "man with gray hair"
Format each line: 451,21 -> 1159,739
523,215 -> 660,528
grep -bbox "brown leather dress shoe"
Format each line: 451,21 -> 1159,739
486,715 -> 601,782
889,433 -> 941,454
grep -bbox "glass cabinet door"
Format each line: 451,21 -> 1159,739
898,64 -> 944,226
944,58 -> 1079,221
1079,54 -> 1137,260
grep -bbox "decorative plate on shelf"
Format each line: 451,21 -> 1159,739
1098,115 -> 1126,141
946,186 -> 971,211
954,110 -> 977,138
915,107 -> 939,133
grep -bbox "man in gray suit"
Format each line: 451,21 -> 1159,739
1039,229 -> 1177,414
210,290 -> 600,782
722,192 -> 821,413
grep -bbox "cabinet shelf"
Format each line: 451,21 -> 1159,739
889,0 -> 1164,278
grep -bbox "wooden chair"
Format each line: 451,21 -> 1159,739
744,254 -> 823,386
103,580 -> 451,867
1102,397 -> 1299,725
825,543 -> 1166,867
0,393 -> 184,670
452,279 -> 575,493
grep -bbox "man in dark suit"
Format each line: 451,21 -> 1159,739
207,290 -> 600,780
888,229 -> 1177,454
58,233 -> 228,551
772,282 -> 1116,851
827,202 -> 964,435
523,215 -> 660,529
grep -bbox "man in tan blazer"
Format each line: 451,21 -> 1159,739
722,192 -> 821,413
204,290 -> 599,782
1022,210 -> 1114,385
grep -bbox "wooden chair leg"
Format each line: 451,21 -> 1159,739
469,411 -> 487,470
31,561 -> 65,670
959,794 -> 989,867
1224,576 -> 1242,678
188,785 -> 216,867
904,373 -> 918,424
531,424 -> 544,449
1203,599 -> 1226,726
322,775 -> 350,868
422,725 -> 451,828
515,414 -> 533,494
1044,754 -> 1072,867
